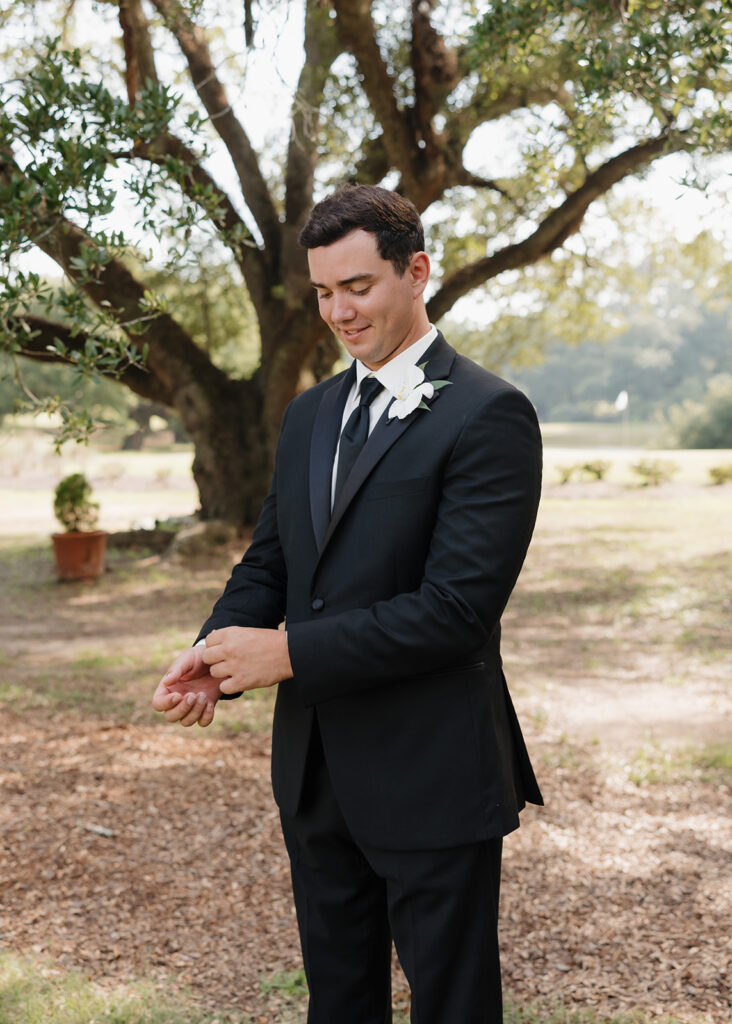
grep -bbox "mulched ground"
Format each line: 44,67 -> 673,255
1,710 -> 729,1022
1,489 -> 730,1022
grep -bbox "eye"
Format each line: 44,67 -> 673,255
316,291 -> 331,301
352,287 -> 370,296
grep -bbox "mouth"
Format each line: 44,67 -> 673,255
339,326 -> 369,340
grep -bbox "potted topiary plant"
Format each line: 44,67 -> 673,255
51,472 -> 107,580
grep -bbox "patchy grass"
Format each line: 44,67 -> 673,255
624,741 -> 732,786
0,951 -> 244,1024
0,534 -> 279,733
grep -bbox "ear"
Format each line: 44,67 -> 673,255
409,251 -> 430,297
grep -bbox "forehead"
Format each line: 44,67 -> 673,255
307,229 -> 391,285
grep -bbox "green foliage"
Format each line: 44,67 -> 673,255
670,374 -> 732,449
467,1 -> 732,151
141,264 -> 259,377
709,463 -> 732,484
0,266 -> 148,443
53,472 -> 99,532
630,458 -> 678,486
0,348 -> 132,429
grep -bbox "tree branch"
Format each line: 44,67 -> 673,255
126,132 -> 271,315
331,0 -> 420,192
452,169 -> 512,199
118,0 -> 159,105
7,315 -> 174,403
427,131 -> 690,322
351,131 -> 391,184
282,0 -> 341,310
149,0 -> 282,268
445,78 -> 571,150
111,1 -> 271,315
410,0 -> 459,145
0,153 -> 231,402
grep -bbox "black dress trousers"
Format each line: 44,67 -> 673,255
280,717 -> 504,1024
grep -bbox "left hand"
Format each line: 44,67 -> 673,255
202,626 -> 293,694
152,646 -> 220,728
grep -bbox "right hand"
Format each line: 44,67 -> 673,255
152,646 -> 221,728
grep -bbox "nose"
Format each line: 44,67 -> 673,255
331,292 -> 356,323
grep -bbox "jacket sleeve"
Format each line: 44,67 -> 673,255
286,387 -> 542,706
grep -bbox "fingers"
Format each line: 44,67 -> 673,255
164,691 -> 210,727
152,681 -> 175,712
198,701 -> 216,728
219,675 -> 242,695
201,644 -> 224,666
153,688 -> 181,713
179,692 -> 210,727
207,661 -> 229,679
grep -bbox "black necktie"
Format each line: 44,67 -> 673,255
334,376 -> 383,504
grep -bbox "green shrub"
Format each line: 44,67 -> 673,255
53,473 -> 99,532
579,460 -> 611,480
556,465 -> 576,484
557,462 -> 611,484
709,463 -> 732,485
630,458 -> 678,486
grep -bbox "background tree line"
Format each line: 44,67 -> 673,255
507,301 -> 732,445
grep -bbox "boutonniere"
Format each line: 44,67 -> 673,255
387,361 -> 452,421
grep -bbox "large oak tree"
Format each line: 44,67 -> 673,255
1,0 -> 730,524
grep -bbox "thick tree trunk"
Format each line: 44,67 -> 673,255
175,373 -> 271,526
173,309 -> 332,527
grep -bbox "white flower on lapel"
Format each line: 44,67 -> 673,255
387,362 -> 451,420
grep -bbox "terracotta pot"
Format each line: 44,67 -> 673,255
51,531 -> 107,581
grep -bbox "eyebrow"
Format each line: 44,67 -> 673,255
310,273 -> 375,289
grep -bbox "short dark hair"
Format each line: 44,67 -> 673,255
298,184 -> 425,276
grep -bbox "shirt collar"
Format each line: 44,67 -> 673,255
354,325 -> 438,394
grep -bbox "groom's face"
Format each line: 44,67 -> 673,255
308,228 -> 430,370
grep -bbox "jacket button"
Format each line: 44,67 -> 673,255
311,597 -> 325,612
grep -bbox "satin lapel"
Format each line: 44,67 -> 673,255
320,333 -> 456,553
309,363 -> 356,552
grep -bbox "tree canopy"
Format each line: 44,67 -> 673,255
1,0 -> 731,522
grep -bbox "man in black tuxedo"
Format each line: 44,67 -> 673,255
153,185 -> 543,1023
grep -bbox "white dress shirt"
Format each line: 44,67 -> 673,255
331,325 -> 438,507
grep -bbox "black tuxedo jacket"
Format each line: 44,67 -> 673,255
198,333 -> 543,850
